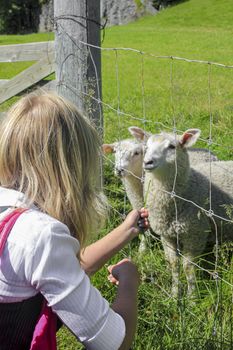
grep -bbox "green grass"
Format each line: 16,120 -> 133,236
1,0 -> 233,349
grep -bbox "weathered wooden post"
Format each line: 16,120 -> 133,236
54,0 -> 102,132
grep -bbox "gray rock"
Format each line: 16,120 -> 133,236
38,0 -> 157,32
101,0 -> 157,27
141,0 -> 158,15
101,0 -> 136,26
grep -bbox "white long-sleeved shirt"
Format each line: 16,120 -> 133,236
0,187 -> 125,350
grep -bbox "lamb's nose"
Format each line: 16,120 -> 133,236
144,160 -> 153,166
144,160 -> 156,170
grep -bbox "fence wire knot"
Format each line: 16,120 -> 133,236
170,191 -> 176,198
207,209 -> 214,217
212,271 -> 219,280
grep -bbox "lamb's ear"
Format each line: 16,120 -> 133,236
128,126 -> 150,142
179,129 -> 201,148
102,144 -> 115,154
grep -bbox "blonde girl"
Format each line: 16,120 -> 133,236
0,92 -> 148,350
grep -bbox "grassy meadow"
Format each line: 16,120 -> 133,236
0,0 -> 233,349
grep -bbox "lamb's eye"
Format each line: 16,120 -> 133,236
168,144 -> 176,149
134,151 -> 140,156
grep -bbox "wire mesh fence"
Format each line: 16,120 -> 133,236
76,40 -> 233,350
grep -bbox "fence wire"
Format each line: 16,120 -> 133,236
75,42 -> 232,349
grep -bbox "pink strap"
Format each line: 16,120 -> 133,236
0,208 -> 28,256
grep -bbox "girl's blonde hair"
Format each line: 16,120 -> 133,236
0,92 -> 106,248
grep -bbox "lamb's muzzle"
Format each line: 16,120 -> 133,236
144,159 -> 158,171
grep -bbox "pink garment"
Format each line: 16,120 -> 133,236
30,300 -> 57,350
0,208 -> 57,350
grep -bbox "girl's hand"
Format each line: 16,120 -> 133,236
107,258 -> 140,286
137,208 -> 149,231
121,208 -> 149,238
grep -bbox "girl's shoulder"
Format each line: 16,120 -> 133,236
16,208 -> 68,232
19,208 -> 67,229
8,208 -> 78,254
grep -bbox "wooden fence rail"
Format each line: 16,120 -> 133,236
0,41 -> 55,105
0,41 -> 54,62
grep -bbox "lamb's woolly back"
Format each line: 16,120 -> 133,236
187,148 -> 218,165
193,160 -> 233,240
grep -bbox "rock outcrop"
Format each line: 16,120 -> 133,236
39,0 -> 158,32
101,0 -> 157,27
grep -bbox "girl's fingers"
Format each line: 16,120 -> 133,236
140,212 -> 148,218
107,265 -> 113,273
107,258 -> 131,277
139,208 -> 149,217
116,258 -> 131,264
138,209 -> 149,229
138,217 -> 149,229
108,274 -> 119,285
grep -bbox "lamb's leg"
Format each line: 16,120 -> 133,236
182,231 -> 207,297
138,233 -> 147,253
161,236 -> 180,297
182,254 -> 196,297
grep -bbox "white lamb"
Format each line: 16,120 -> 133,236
129,127 -> 233,296
103,137 -> 147,252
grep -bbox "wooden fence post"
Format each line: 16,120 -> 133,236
54,0 -> 102,132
